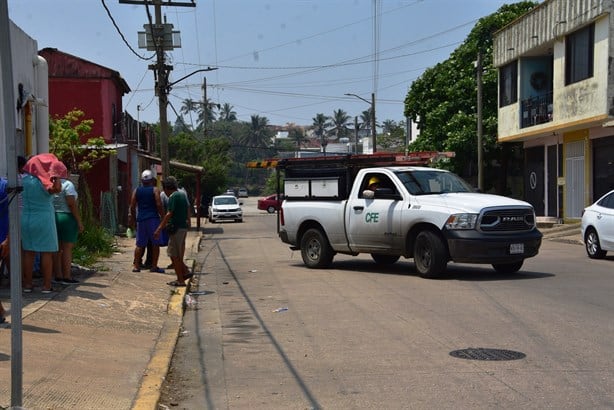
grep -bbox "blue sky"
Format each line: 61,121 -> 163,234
8,0 -> 520,128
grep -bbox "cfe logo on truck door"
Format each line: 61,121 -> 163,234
365,212 -> 379,223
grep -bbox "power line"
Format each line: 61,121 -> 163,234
100,0 -> 155,61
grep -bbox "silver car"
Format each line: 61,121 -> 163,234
208,195 -> 243,223
581,189 -> 614,258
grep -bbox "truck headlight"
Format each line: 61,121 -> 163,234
445,213 -> 478,230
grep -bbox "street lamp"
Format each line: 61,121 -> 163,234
345,92 -> 377,153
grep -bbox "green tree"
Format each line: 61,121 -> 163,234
381,119 -> 397,135
244,114 -> 271,149
404,1 -> 536,191
378,120 -> 406,151
180,98 -> 198,130
287,123 -> 306,150
197,99 -> 218,129
218,103 -> 237,122
49,109 -> 115,174
48,109 -> 116,265
331,109 -> 351,141
360,109 -> 373,131
312,113 -> 331,152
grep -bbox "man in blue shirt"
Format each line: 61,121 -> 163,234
128,170 -> 165,273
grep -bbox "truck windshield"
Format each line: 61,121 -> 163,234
396,170 -> 474,195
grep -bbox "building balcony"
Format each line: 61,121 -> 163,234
521,92 -> 553,128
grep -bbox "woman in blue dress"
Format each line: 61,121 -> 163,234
21,154 -> 67,293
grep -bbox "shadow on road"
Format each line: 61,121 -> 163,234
288,259 -> 555,281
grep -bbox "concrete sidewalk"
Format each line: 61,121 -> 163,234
0,229 -> 201,410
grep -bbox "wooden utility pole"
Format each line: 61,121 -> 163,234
120,0 -> 195,180
155,2 -> 170,179
371,92 -> 377,153
203,76 -> 207,139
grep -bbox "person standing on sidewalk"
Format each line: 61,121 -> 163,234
129,170 -> 165,273
154,176 -> 190,286
52,175 -> 84,284
21,154 -> 67,293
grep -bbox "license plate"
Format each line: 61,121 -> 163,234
510,243 -> 524,254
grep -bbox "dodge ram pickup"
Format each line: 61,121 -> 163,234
276,153 -> 542,278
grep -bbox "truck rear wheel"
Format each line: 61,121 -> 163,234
371,254 -> 400,265
492,261 -> 523,273
414,231 -> 447,278
301,228 -> 334,268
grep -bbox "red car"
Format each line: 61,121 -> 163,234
257,194 -> 283,213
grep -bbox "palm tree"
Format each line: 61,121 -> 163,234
197,98 -> 218,130
359,109 -> 373,130
219,103 -> 237,122
312,113 -> 330,153
180,98 -> 199,129
244,114 -> 271,148
381,119 -> 397,134
331,109 -> 351,141
287,123 -> 305,150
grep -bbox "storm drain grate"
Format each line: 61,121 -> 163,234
449,347 -> 526,361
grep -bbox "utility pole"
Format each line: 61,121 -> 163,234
476,51 -> 484,191
203,77 -> 209,139
405,116 -> 411,156
136,105 -> 141,150
371,92 -> 377,153
1,4 -> 24,407
121,0 -> 195,180
155,4 -> 171,180
354,116 -> 359,154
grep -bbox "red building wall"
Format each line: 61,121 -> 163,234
39,48 -> 131,222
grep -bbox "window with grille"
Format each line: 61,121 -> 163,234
565,24 -> 594,85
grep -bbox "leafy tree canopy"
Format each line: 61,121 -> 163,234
404,2 -> 536,185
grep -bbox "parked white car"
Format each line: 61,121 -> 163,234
581,189 -> 614,258
208,195 -> 243,223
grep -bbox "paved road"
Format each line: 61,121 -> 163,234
160,197 -> 614,409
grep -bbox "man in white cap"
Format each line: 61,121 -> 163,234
128,170 -> 165,273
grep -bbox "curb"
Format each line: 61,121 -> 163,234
131,285 -> 186,410
131,232 -> 201,410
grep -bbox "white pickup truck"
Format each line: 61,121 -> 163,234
277,154 -> 542,278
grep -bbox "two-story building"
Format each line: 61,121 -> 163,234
494,0 -> 614,221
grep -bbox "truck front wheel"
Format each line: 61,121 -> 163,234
301,228 -> 334,268
492,261 -> 523,274
413,231 -> 447,278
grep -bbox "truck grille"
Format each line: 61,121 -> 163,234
479,208 -> 535,232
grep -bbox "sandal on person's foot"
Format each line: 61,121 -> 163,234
167,280 -> 186,287
150,267 -> 165,273
23,287 -> 33,293
184,273 -> 194,280
41,287 -> 56,294
132,267 -> 141,272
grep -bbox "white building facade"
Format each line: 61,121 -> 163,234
494,0 -> 614,221
0,20 -> 49,176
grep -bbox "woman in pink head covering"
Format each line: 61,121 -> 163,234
21,153 -> 67,294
